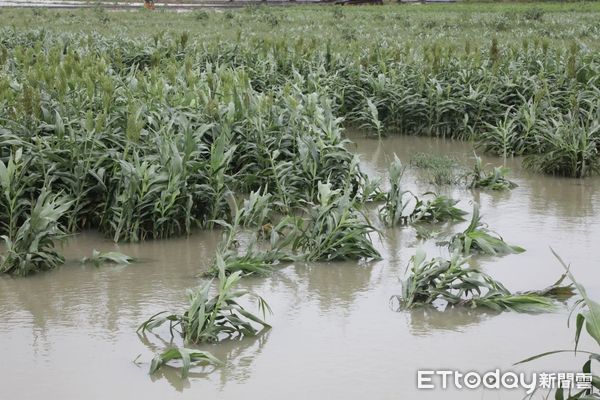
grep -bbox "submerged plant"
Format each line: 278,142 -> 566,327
0,189 -> 72,276
449,204 -> 525,256
206,237 -> 286,278
205,191 -> 289,277
392,249 -> 573,312
411,194 -> 467,224
467,154 -> 517,191
358,175 -> 385,203
292,181 -> 380,261
413,225 -> 441,241
380,156 -> 465,226
81,249 -> 134,266
148,346 -> 223,379
411,152 -> 462,186
138,257 -> 271,344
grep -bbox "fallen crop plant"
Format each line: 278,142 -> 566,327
138,257 -> 271,344
392,249 -> 573,312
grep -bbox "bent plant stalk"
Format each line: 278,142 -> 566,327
450,203 -> 525,256
138,255 -> 272,344
393,249 -> 573,312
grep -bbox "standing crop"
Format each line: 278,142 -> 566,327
0,190 -> 72,276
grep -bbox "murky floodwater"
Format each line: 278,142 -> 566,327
1,135 -> 599,400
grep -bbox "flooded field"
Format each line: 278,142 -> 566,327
1,135 -> 598,400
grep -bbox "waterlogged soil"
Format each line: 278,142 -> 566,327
1,135 -> 599,399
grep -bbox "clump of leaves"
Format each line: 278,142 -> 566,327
236,189 -> 272,230
291,181 -> 381,261
138,256 -> 271,344
411,152 -> 462,185
193,10 -> 209,21
523,7 -> 544,22
517,250 -> 600,399
358,175 -> 385,203
414,225 -> 441,241
411,194 -> 467,224
206,236 -> 287,277
380,156 -> 465,226
449,204 -> 525,256
205,190 -> 290,277
467,154 -> 517,190
149,346 -> 223,379
0,189 -> 72,276
476,108 -> 521,158
81,249 -> 134,266
392,249 -> 573,312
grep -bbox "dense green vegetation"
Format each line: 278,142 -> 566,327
1,2 -> 597,381
0,3 -> 597,273
0,188 -> 72,275
0,5 -> 597,237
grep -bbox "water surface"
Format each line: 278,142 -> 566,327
1,135 -> 599,400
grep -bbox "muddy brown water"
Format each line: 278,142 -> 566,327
1,135 -> 599,399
